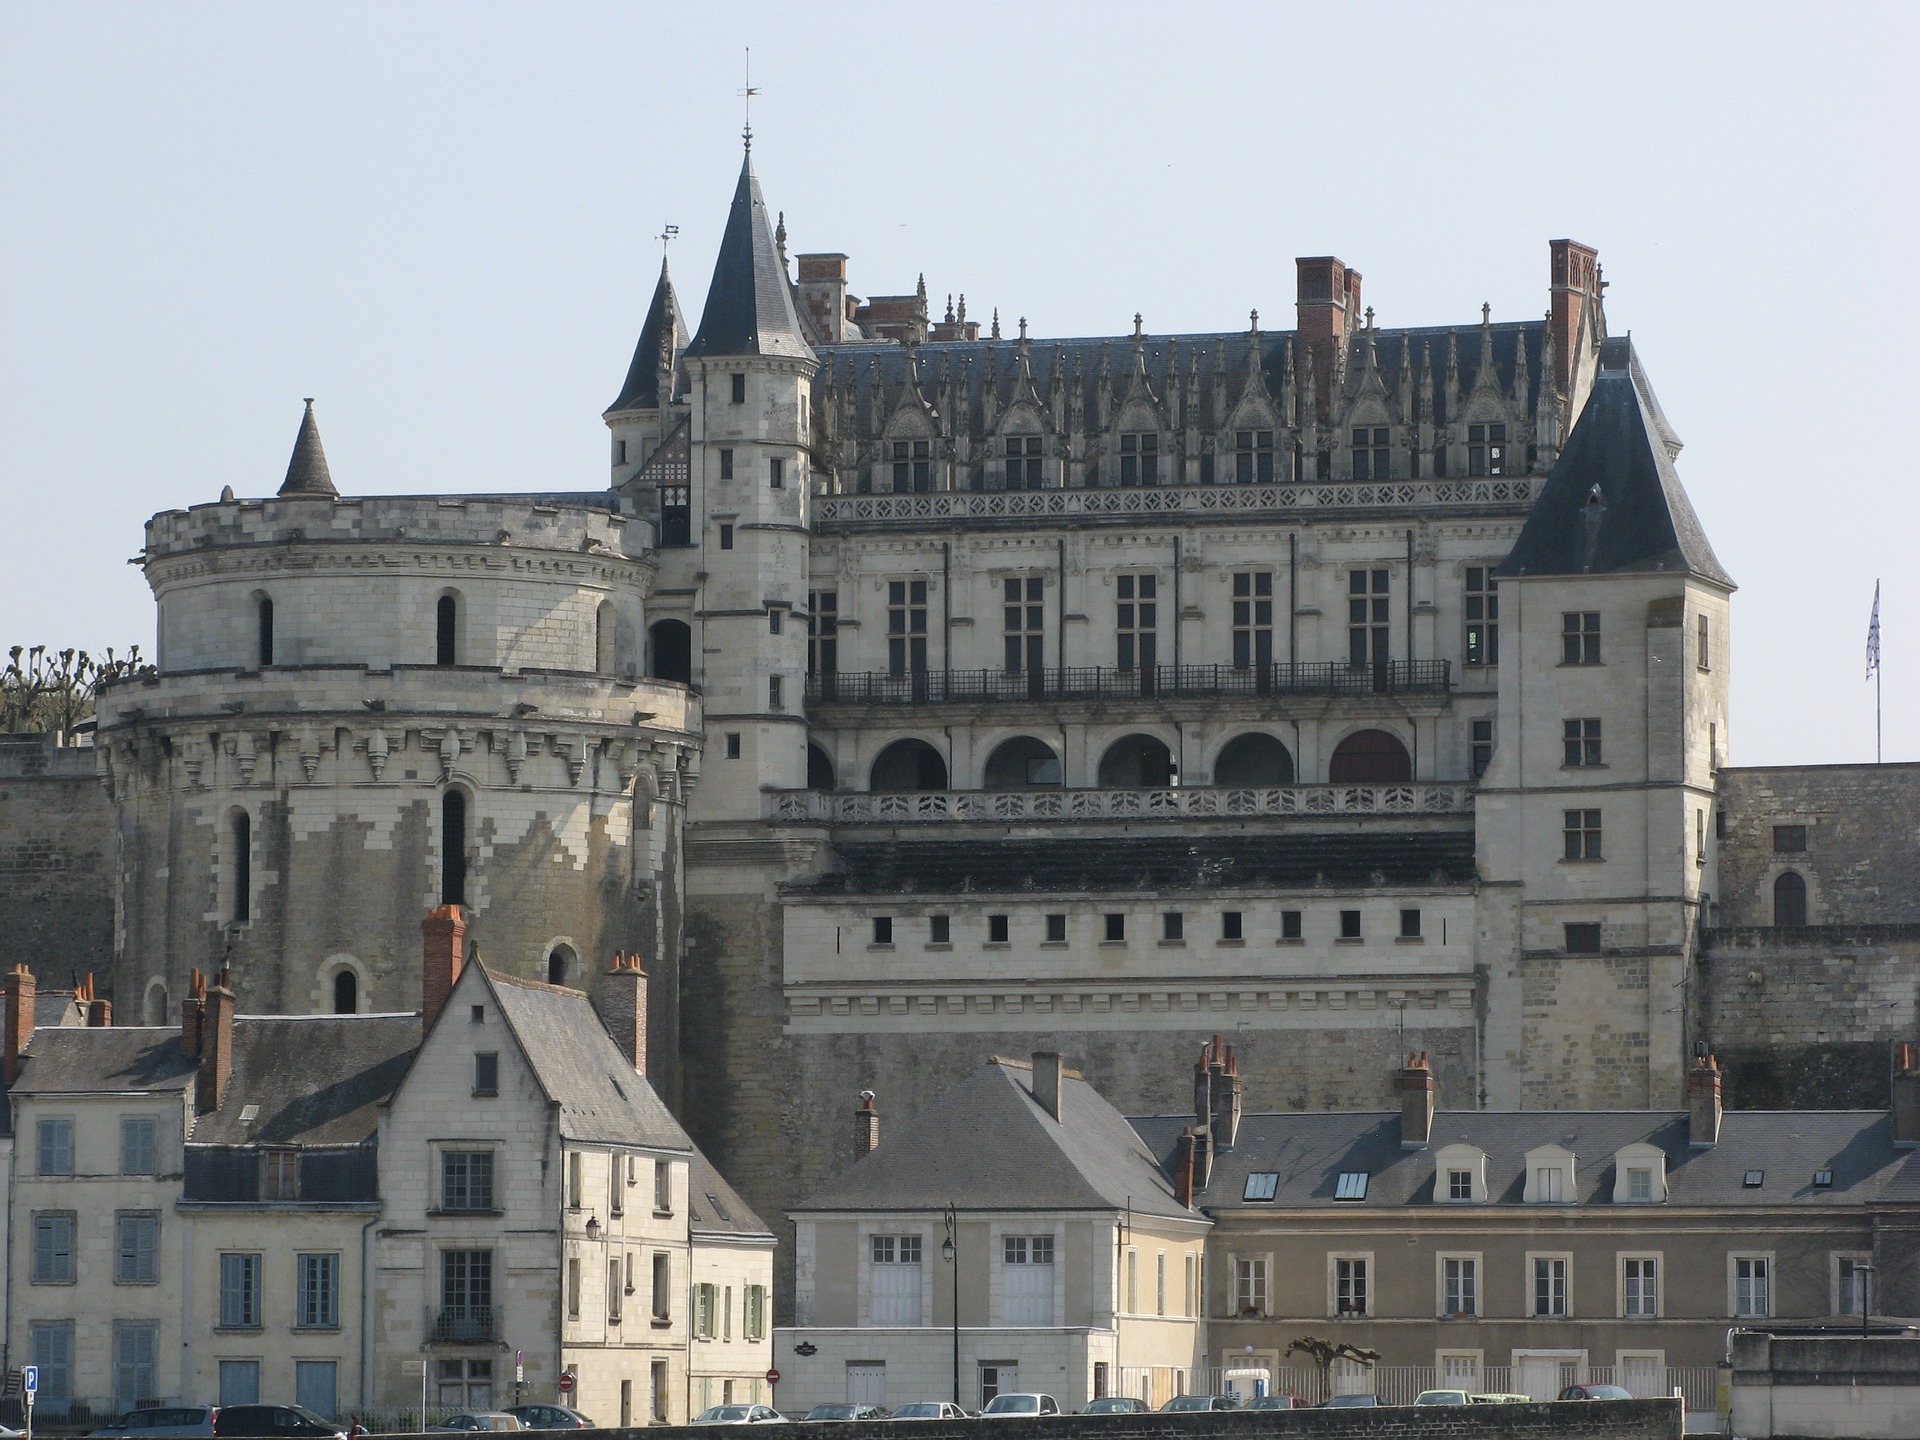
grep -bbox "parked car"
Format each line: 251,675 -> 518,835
91,1409 -> 220,1439
425,1416 -> 522,1433
1241,1396 -> 1306,1411
1077,1398 -> 1150,1415
1469,1394 -> 1533,1405
213,1408 -> 347,1439
692,1406 -> 784,1425
506,1406 -> 594,1430
802,1406 -> 888,1422
1557,1384 -> 1633,1401
888,1403 -> 969,1420
1317,1395 -> 1378,1408
1160,1395 -> 1238,1413
978,1395 -> 1058,1416
1414,1390 -> 1471,1405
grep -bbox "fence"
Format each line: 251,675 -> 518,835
768,782 -> 1473,825
1125,1362 -> 1722,1416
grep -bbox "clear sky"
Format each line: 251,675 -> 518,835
3,1 -> 1915,765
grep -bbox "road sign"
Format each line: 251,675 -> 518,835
764,1369 -> 781,1386
557,1372 -> 575,1394
401,1361 -> 426,1377
515,1352 -> 524,1385
21,1367 -> 36,1396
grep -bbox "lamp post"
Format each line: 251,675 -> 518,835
1857,1263 -> 1875,1341
942,1205 -> 959,1409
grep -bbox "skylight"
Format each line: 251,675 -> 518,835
1334,1172 -> 1369,1201
1813,1169 -> 1834,1188
1743,1170 -> 1764,1188
1243,1172 -> 1279,1202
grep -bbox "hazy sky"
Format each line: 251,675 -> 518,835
4,1 -> 1915,765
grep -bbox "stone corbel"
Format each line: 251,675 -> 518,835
435,727 -> 468,783
224,731 -> 260,786
356,728 -> 392,781
178,736 -> 209,790
294,726 -> 330,784
501,729 -> 535,785
549,734 -> 586,787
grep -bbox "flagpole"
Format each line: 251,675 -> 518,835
1868,580 -> 1884,764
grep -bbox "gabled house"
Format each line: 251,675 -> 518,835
776,1051 -> 1210,1414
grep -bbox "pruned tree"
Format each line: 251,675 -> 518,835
2,645 -> 144,741
1284,1336 -> 1381,1399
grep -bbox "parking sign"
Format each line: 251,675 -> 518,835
21,1366 -> 37,1396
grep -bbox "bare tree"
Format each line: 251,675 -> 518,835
1284,1336 -> 1381,1400
2,644 -> 144,742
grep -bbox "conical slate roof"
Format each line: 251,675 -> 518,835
685,152 -> 813,362
278,398 -> 337,497
1498,337 -> 1732,587
606,258 -> 689,414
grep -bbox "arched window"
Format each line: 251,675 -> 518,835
256,596 -> 275,668
596,602 -> 617,673
144,980 -> 171,1027
983,736 -> 1062,790
1773,871 -> 1807,928
807,744 -> 836,792
441,790 -> 468,907
1328,729 -> 1412,784
1213,732 -> 1295,787
547,945 -> 576,987
650,620 -> 692,684
231,810 -> 252,923
1098,734 -> 1176,788
333,969 -> 358,1015
869,739 -> 948,793
437,595 -> 458,667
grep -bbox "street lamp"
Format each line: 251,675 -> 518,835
942,1205 -> 959,1409
1856,1263 -> 1875,1341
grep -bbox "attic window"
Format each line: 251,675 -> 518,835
1334,1172 -> 1369,1201
1813,1170 -> 1834,1188
1743,1170 -> 1764,1188
1243,1173 -> 1279,1202
706,1192 -> 732,1223
239,1104 -> 260,1125
470,1005 -> 485,1024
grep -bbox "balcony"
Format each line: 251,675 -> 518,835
806,660 -> 1451,707
767,782 -> 1474,825
427,1305 -> 502,1345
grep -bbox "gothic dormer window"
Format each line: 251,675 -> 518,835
1468,422 -> 1507,476
1004,436 -> 1043,490
1234,430 -> 1275,483
1350,427 -> 1390,480
1119,432 -> 1160,485
892,440 -> 931,493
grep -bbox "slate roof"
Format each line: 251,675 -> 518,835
786,832 -> 1477,897
190,1013 -> 421,1146
1498,336 -> 1732,587
794,1058 -> 1197,1223
10,1026 -> 199,1096
279,398 -> 338,497
607,259 -> 689,414
689,1149 -> 774,1239
34,994 -> 85,1028
686,153 -> 813,362
1127,1109 -> 1920,1211
485,969 -> 693,1151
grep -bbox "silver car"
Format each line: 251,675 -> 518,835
90,1409 -> 220,1439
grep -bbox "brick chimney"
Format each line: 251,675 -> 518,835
796,254 -> 850,344
1174,1128 -> 1199,1208
1205,1035 -> 1242,1149
855,1090 -> 880,1158
1549,239 -> 1600,394
1399,1051 -> 1436,1148
198,972 -> 236,1115
598,952 -> 648,1078
180,968 -> 208,1060
1032,1051 -> 1064,1122
422,904 -> 466,1031
4,964 -> 36,1086
1894,1043 -> 1920,1148
76,973 -> 109,1028
1688,1054 -> 1723,1148
1296,256 -> 1360,415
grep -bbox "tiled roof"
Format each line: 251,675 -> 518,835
795,1058 -> 1196,1222
786,831 -> 1477,897
10,1026 -> 198,1096
689,1149 -> 773,1239
190,1013 -> 421,1146
1127,1109 -> 1920,1210
686,153 -> 813,362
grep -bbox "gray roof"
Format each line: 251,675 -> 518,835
685,153 -> 813,362
279,398 -> 338,497
1128,1109 -> 1920,1211
1498,337 -> 1732,587
484,968 -> 694,1151
795,1058 -> 1196,1222
607,259 -> 689,414
11,1026 -> 198,1096
35,994 -> 85,1028
191,1013 -> 420,1146
689,1149 -> 773,1240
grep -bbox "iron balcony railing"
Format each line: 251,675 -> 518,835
806,660 -> 1451,706
768,782 -> 1474,824
427,1304 -> 501,1344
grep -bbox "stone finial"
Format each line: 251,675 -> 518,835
1249,308 -> 1259,335
278,398 -> 338,498
1133,312 -> 1144,339
1018,316 -> 1028,342
990,307 -> 1001,340
1481,301 -> 1492,326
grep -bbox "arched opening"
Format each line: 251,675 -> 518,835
869,739 -> 948,793
1328,729 -> 1413,783
650,619 -> 693,684
230,810 -> 252,923
332,969 -> 359,1015
256,596 -> 274,668
547,944 -> 576,987
983,736 -> 1062,790
441,790 -> 468,907
596,601 -> 617,674
1773,871 -> 1807,928
1098,734 -> 1176,788
1214,732 -> 1295,787
807,744 -> 836,792
436,595 -> 459,667
144,980 -> 170,1027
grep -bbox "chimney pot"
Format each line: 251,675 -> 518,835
1032,1051 -> 1064,1122
855,1091 -> 880,1158
1893,1042 -> 1920,1147
422,905 -> 467,1031
4,964 -> 37,1086
1688,1053 -> 1724,1147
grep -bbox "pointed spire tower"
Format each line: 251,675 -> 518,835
608,258 -> 689,416
686,152 -> 813,362
278,399 -> 337,497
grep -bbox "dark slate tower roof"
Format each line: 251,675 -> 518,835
606,258 -> 689,414
1499,337 -> 1731,587
277,398 -> 337,497
685,152 -> 813,362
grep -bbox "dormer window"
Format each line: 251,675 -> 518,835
1448,1170 -> 1472,1200
894,440 -> 933,493
1628,1168 -> 1652,1201
1611,1143 -> 1668,1204
1467,422 -> 1506,476
1234,430 -> 1275,483
1350,427 -> 1389,480
1119,432 -> 1160,486
1433,1144 -> 1490,1203
1523,1145 -> 1577,1204
1004,436 -> 1042,490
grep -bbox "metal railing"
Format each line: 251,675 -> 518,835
768,782 -> 1473,824
425,1304 -> 501,1344
1154,1361 -> 1722,1416
807,660 -> 1451,706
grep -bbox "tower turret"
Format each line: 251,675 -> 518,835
606,258 -> 689,490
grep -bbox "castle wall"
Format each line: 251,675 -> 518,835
0,736 -> 114,983
1715,764 -> 1920,928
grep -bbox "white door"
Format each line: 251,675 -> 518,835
1620,1354 -> 1662,1399
847,1363 -> 886,1406
1440,1354 -> 1480,1391
1515,1352 -> 1580,1402
980,1363 -> 1017,1406
1331,1358 -> 1372,1397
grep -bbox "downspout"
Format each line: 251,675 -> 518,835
360,1214 -> 380,1407
942,541 -> 952,686
1287,533 -> 1298,670
1405,529 -> 1414,664
1056,537 -> 1067,673
1172,539 -> 1182,670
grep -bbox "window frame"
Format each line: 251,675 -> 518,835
1620,1253 -> 1661,1320
1437,1252 -> 1480,1319
298,1251 -> 341,1329
1530,1252 -> 1572,1318
1563,808 -> 1604,861
1731,1253 -> 1774,1318
219,1250 -> 264,1329
114,1210 -> 161,1285
1330,1253 -> 1372,1318
1464,567 -> 1499,667
1561,611 -> 1602,665
441,1148 -> 497,1213
1233,1255 -> 1269,1316
121,1115 -> 160,1176
36,1116 -> 74,1177
31,1210 -> 77,1284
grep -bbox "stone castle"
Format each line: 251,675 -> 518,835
4,144 -> 1916,1312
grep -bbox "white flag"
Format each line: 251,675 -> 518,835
1867,581 -> 1881,680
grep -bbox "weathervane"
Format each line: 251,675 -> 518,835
740,47 -> 760,150
657,224 -> 679,262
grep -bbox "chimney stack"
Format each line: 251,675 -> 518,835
180,968 -> 207,1059
1398,1051 -> 1436,1148
1894,1043 -> 1920,1148
1688,1053 -> 1724,1147
598,952 -> 649,1078
1032,1051 -> 1064,1122
76,974 -> 110,1028
1548,239 -> 1600,395
198,972 -> 236,1115
1204,1035 -> 1242,1149
422,905 -> 466,1031
855,1091 -> 880,1158
4,964 -> 36,1086
1174,1128 -> 1199,1208
1296,255 -> 1361,415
